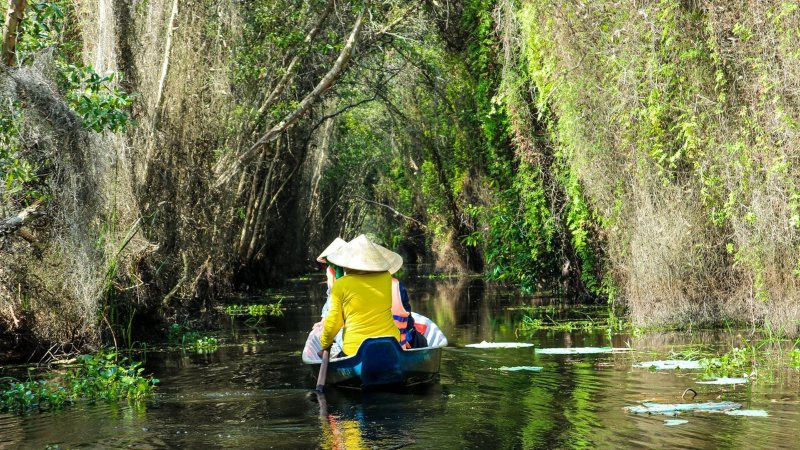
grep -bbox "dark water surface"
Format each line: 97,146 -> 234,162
1,275 -> 799,449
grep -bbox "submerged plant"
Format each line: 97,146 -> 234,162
0,351 -> 157,413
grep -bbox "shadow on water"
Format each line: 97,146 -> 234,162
1,272 -> 799,449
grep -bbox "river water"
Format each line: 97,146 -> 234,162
1,275 -> 798,449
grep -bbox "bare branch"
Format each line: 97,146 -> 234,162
308,94 -> 378,134
349,195 -> 428,230
152,0 -> 179,127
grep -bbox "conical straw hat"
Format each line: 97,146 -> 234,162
326,235 -> 392,272
317,237 -> 347,263
374,243 -> 403,274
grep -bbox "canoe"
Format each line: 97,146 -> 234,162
301,313 -> 448,388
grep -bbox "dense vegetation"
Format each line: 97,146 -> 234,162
0,351 -> 157,413
2,0 -> 800,357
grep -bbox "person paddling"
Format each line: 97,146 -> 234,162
319,235 -> 401,357
312,237 -> 347,356
315,237 -> 347,321
374,243 -> 427,349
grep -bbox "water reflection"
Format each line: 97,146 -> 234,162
0,273 -> 798,449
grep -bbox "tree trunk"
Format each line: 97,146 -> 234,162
2,0 -> 27,66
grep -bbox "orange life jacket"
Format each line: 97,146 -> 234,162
326,266 -> 336,290
390,278 -> 411,349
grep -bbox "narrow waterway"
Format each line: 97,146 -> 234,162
1,274 -> 798,449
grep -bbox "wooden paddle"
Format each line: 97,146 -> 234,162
315,349 -> 330,393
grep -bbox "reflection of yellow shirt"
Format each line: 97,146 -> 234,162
320,272 -> 400,355
321,416 -> 366,450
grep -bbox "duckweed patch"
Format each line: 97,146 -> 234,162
0,352 -> 157,414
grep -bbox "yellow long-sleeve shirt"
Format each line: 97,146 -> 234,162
320,271 -> 400,356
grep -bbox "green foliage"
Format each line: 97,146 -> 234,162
699,347 -> 751,378
12,1 -> 132,133
14,0 -> 67,64
62,65 -> 132,132
224,299 -> 284,318
0,103 -> 39,204
0,379 -> 69,412
479,179 -> 557,292
167,323 -> 218,353
66,352 -> 157,401
461,0 -> 608,296
188,336 -> 219,353
515,305 -> 628,334
0,351 -> 157,414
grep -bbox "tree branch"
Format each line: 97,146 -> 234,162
255,0 -> 336,119
214,1 -> 370,187
349,195 -> 428,230
0,199 -> 44,238
308,94 -> 378,134
152,0 -> 179,127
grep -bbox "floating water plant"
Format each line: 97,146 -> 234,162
167,324 -> 218,353
699,347 -> 750,378
536,347 -> 615,355
0,352 -> 157,413
696,377 -> 749,385
625,401 -> 741,416
633,360 -> 706,370
189,336 -> 219,353
514,305 -> 630,335
724,409 -> 769,417
497,366 -> 543,372
225,299 -> 284,318
465,341 -> 534,349
664,419 -> 688,426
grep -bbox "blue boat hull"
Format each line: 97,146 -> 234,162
310,337 -> 443,388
